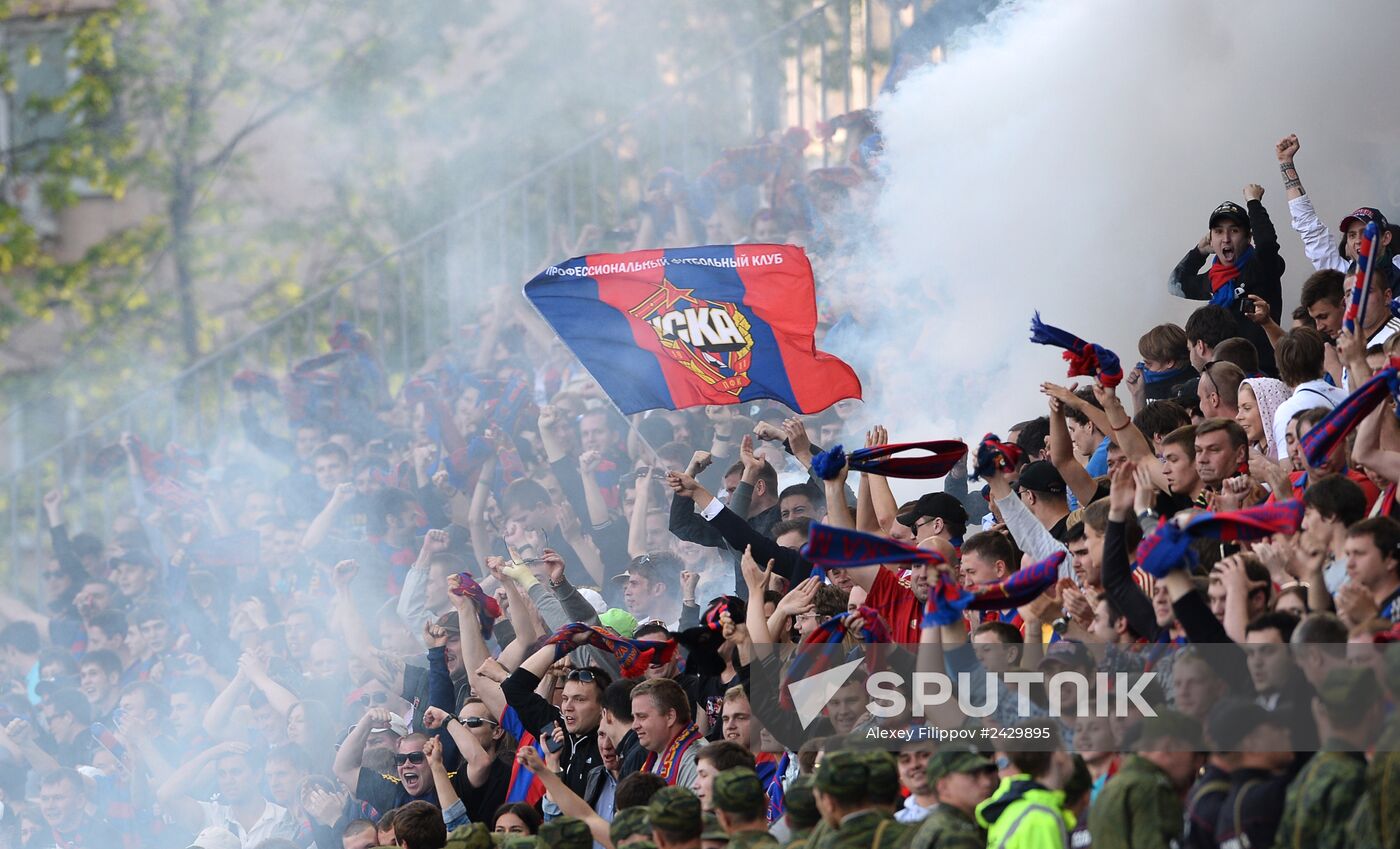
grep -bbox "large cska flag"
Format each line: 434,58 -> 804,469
523,244 -> 862,414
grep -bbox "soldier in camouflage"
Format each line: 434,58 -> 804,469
648,785 -> 704,849
907,749 -> 998,849
712,768 -> 779,849
614,805 -> 657,848
537,816 -> 593,849
811,750 -> 911,849
1347,637 -> 1400,849
443,823 -> 493,849
702,812 -> 731,848
1090,710 -> 1206,849
781,775 -> 821,849
1277,666 -> 1382,849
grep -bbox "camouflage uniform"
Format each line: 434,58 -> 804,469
908,751 -> 995,849
856,749 -> 904,811
703,812 -> 730,844
812,751 -> 912,849
1090,710 -> 1202,849
713,768 -> 780,849
782,775 -> 821,849
612,805 -> 654,846
648,785 -> 704,843
443,823 -> 492,849
1276,668 -> 1378,849
1347,715 -> 1400,849
537,816 -> 592,849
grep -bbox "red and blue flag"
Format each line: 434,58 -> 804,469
524,245 -> 862,414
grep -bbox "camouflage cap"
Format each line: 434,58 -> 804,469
1319,665 -> 1380,711
537,816 -> 591,849
647,786 -> 702,838
1136,709 -> 1204,751
925,749 -> 996,783
814,750 -> 868,802
783,775 -> 820,827
499,838 -> 537,849
443,823 -> 493,849
701,812 -> 729,841
711,767 -> 766,818
856,750 -> 900,805
610,806 -> 652,844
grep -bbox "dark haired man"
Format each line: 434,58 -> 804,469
1193,419 -> 1248,493
1297,269 -> 1347,339
1342,516 -> 1400,623
500,636 -> 612,798
1170,190 -> 1285,374
1183,305 -> 1240,372
160,741 -> 298,846
614,553 -> 683,627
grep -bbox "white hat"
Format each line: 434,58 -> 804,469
577,587 -> 607,615
186,826 -> 241,849
369,712 -> 412,737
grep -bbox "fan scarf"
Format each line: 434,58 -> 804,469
922,551 -> 1065,627
642,723 -> 704,785
809,440 -> 969,481
801,522 -> 946,582
1135,500 -> 1304,578
1029,313 -> 1124,387
1344,222 -> 1381,334
778,606 -> 893,710
1138,362 -> 1196,386
971,434 -> 1022,481
1206,247 -> 1256,309
545,623 -> 678,678
1299,357 -> 1400,469
449,572 -> 503,639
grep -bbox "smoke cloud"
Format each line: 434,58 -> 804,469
832,0 -> 1400,467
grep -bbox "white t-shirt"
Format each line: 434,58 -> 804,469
196,800 -> 297,849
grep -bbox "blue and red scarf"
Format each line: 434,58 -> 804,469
778,605 -> 893,710
1300,356 -> 1400,469
801,522 -> 945,582
449,572 -> 502,639
1135,500 -> 1304,578
810,440 -> 968,481
922,552 -> 1064,627
546,623 -> 677,678
971,434 -> 1022,481
1029,313 -> 1123,387
643,723 -> 705,785
1206,247 -> 1256,309
1344,222 -> 1382,334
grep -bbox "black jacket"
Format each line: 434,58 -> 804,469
499,666 -> 601,797
1169,198 -> 1285,374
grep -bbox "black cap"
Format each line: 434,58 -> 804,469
1339,206 -> 1390,233
1014,460 -> 1066,496
1209,201 -> 1250,231
1205,697 -> 1285,753
896,492 -> 968,530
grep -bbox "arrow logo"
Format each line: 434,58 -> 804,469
787,657 -> 865,730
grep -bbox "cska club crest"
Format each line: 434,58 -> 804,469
627,278 -> 755,396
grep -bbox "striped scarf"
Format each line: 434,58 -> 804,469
1136,500 -> 1305,578
1030,312 -> 1124,387
643,724 -> 704,785
810,440 -> 969,481
545,623 -> 677,677
971,433 -> 1022,481
922,552 -> 1064,627
449,572 -> 502,639
1300,357 -> 1400,469
1206,247 -> 1256,308
801,522 -> 944,582
778,606 -> 893,710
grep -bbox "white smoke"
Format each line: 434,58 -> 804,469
832,0 -> 1400,460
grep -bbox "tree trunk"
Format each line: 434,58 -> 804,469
170,185 -> 199,364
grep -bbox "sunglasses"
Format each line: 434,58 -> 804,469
394,752 -> 427,766
566,668 -> 605,684
461,716 -> 497,729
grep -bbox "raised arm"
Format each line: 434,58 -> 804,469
1041,387 -> 1100,506
333,708 -> 389,794
422,708 -> 494,790
159,740 -> 251,832
302,482 -> 356,552
862,426 -> 901,532
515,746 -> 613,847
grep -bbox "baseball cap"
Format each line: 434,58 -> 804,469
1339,206 -> 1390,233
611,553 -> 679,585
536,817 -> 591,849
1209,201 -> 1250,230
710,768 -> 767,818
610,806 -> 652,845
598,608 -> 638,638
1015,460 -> 1067,496
1204,697 -> 1284,753
186,827 -> 240,849
434,611 -> 461,635
700,812 -> 729,841
925,748 -> 996,783
647,785 -> 702,837
577,588 -> 607,615
1038,638 -> 1094,671
897,492 -> 968,529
